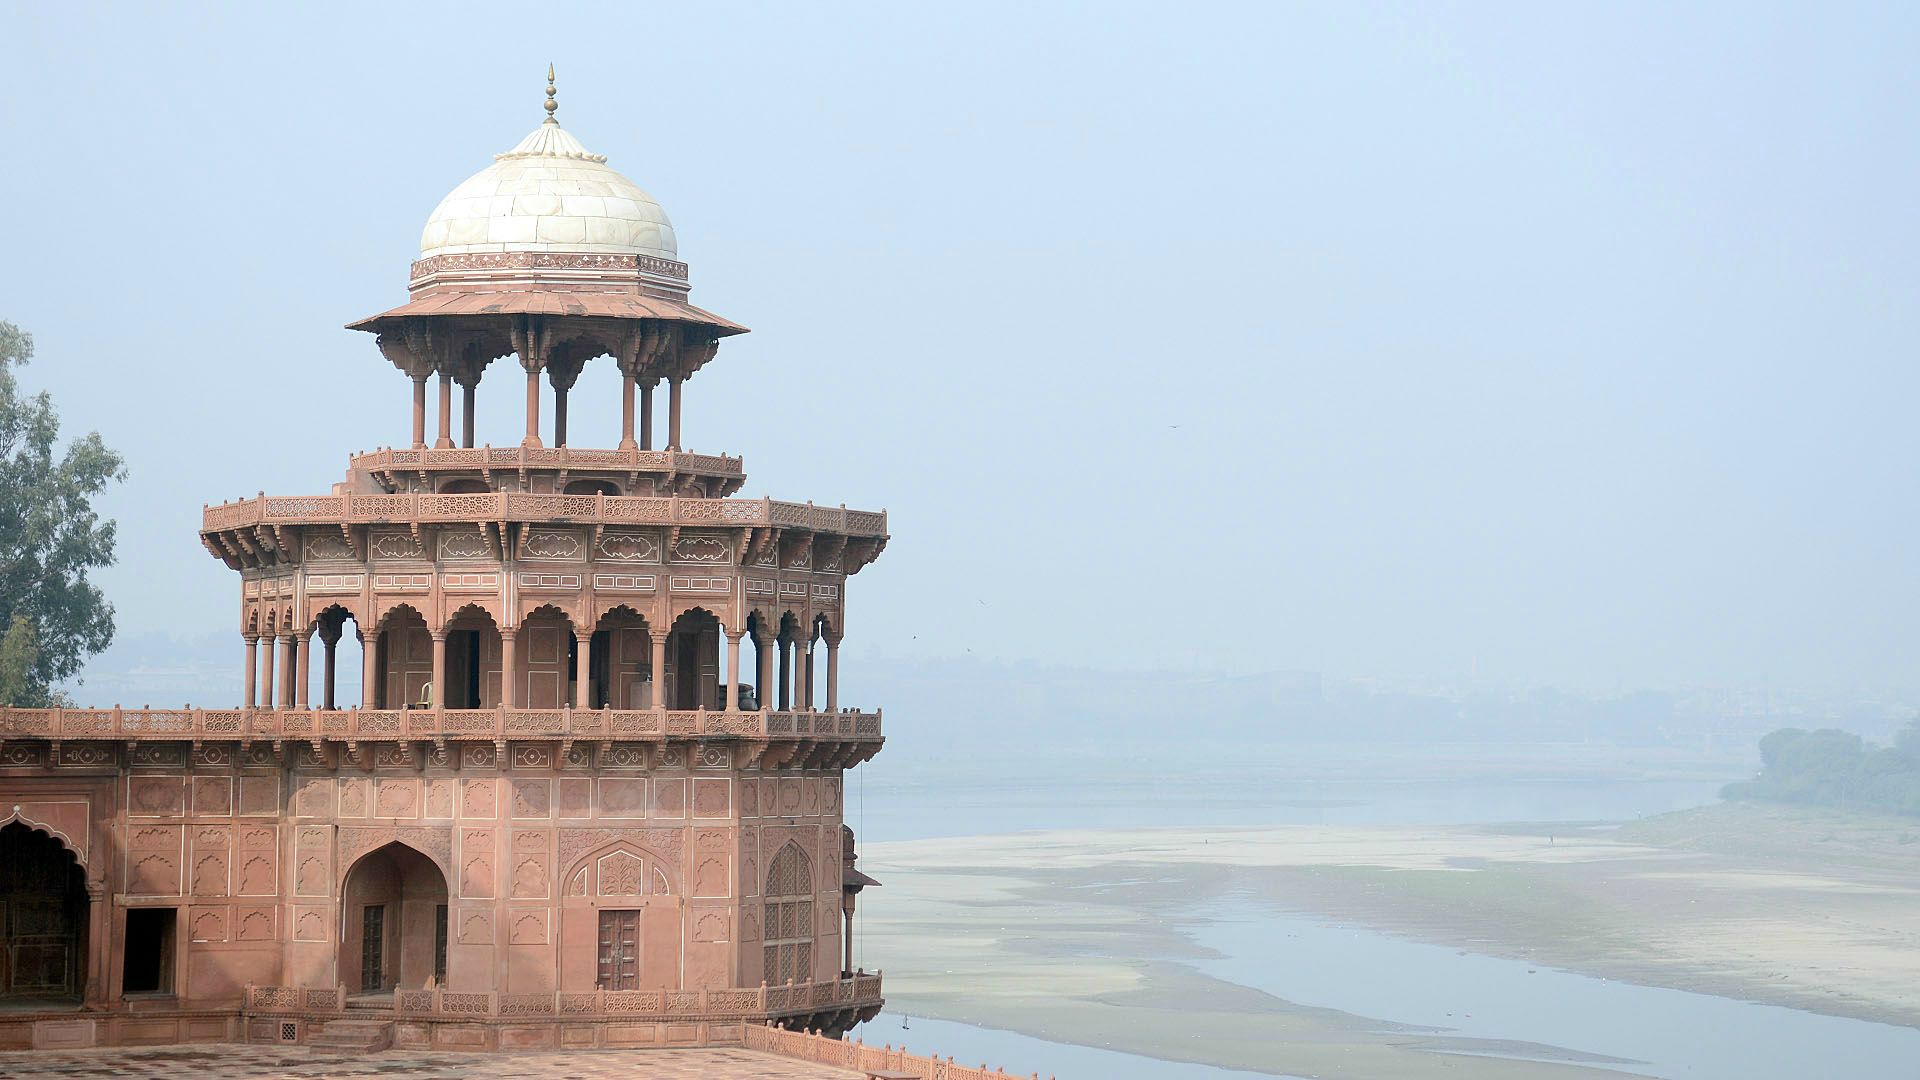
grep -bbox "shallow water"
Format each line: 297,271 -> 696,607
1185,899 -> 1920,1079
869,1014 -> 1305,1080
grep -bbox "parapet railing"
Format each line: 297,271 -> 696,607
244,974 -> 883,1021
349,446 -> 746,478
744,1022 -> 1048,1080
0,705 -> 882,743
201,492 -> 886,537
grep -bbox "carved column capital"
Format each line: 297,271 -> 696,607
511,314 -> 552,373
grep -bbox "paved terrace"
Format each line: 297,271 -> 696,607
0,1045 -> 857,1079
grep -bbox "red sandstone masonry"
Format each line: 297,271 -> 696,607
744,1024 -> 1050,1080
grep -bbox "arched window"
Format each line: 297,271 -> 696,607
762,842 -> 813,986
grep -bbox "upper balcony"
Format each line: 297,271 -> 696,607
202,492 -> 887,537
0,705 -> 882,769
350,445 -> 747,497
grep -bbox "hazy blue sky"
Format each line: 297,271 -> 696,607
3,3 -> 1918,699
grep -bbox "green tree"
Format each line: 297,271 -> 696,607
0,321 -> 124,706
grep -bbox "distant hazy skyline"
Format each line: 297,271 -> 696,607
4,3 -> 1918,700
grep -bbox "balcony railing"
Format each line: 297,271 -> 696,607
744,1022 -> 1037,1080
201,492 -> 886,537
243,973 -> 883,1022
0,705 -> 882,743
349,445 -> 745,478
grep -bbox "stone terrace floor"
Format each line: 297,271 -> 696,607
0,1045 -> 858,1079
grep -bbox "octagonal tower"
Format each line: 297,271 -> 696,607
0,72 -> 886,1051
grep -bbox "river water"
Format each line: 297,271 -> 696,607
848,745 -> 1920,1078
1188,901 -> 1920,1078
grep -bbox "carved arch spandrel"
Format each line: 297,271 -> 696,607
557,834 -> 680,898
442,598 -> 505,628
517,600 -> 585,632
0,807 -> 89,871
335,828 -> 455,887
668,601 -> 733,629
589,601 -> 656,633
373,600 -> 431,633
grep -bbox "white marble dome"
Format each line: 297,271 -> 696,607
418,118 -> 677,261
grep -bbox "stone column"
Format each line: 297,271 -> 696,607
757,634 -> 773,708
435,369 -> 455,449
430,631 -> 448,712
318,620 -> 342,710
649,631 -> 667,710
667,376 -> 684,451
639,381 -> 655,451
280,635 -> 298,709
522,367 -> 543,448
294,629 -> 311,708
411,374 -> 428,449
84,880 -> 109,1006
843,905 -> 855,978
499,628 -> 518,708
791,634 -> 806,711
776,637 -> 790,710
724,632 -> 744,711
243,635 -> 258,708
573,632 -> 592,708
825,634 -> 840,712
262,632 -> 277,708
548,356 -> 584,449
461,383 -> 477,448
798,635 -> 812,711
619,369 -> 638,450
362,628 -> 380,708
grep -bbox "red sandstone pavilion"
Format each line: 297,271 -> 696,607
0,72 -> 890,1053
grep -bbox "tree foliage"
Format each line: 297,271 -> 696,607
1724,719 -> 1920,816
0,321 -> 125,705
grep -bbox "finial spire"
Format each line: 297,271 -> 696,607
543,63 -> 558,124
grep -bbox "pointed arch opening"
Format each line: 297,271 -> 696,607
591,604 -> 654,709
374,604 -> 431,709
667,607 -> 721,710
339,842 -> 448,996
518,604 -> 577,709
443,604 -> 502,709
0,823 -> 88,1003
310,604 -> 365,709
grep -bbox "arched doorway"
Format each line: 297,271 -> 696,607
376,606 -> 432,709
0,823 -> 87,1002
592,605 -> 653,708
339,843 -> 447,995
667,608 -> 721,709
443,604 -> 502,709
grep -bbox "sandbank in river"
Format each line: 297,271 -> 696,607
857,802 -> 1920,1078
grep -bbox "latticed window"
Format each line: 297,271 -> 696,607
762,842 -> 813,986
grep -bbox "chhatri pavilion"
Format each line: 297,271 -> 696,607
0,71 -> 888,1053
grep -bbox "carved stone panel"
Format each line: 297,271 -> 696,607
192,776 -> 233,817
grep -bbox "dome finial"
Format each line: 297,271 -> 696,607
543,63 -> 558,124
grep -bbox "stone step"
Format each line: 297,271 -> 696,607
312,1018 -> 393,1052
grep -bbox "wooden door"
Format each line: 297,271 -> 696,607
361,905 -> 385,991
596,909 -> 640,990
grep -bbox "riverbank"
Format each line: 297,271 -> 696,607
857,802 -> 1920,1078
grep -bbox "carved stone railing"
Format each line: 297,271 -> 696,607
243,974 -> 882,1023
743,1018 -> 1040,1080
350,446 -> 745,480
202,493 -> 886,538
0,706 -> 882,744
